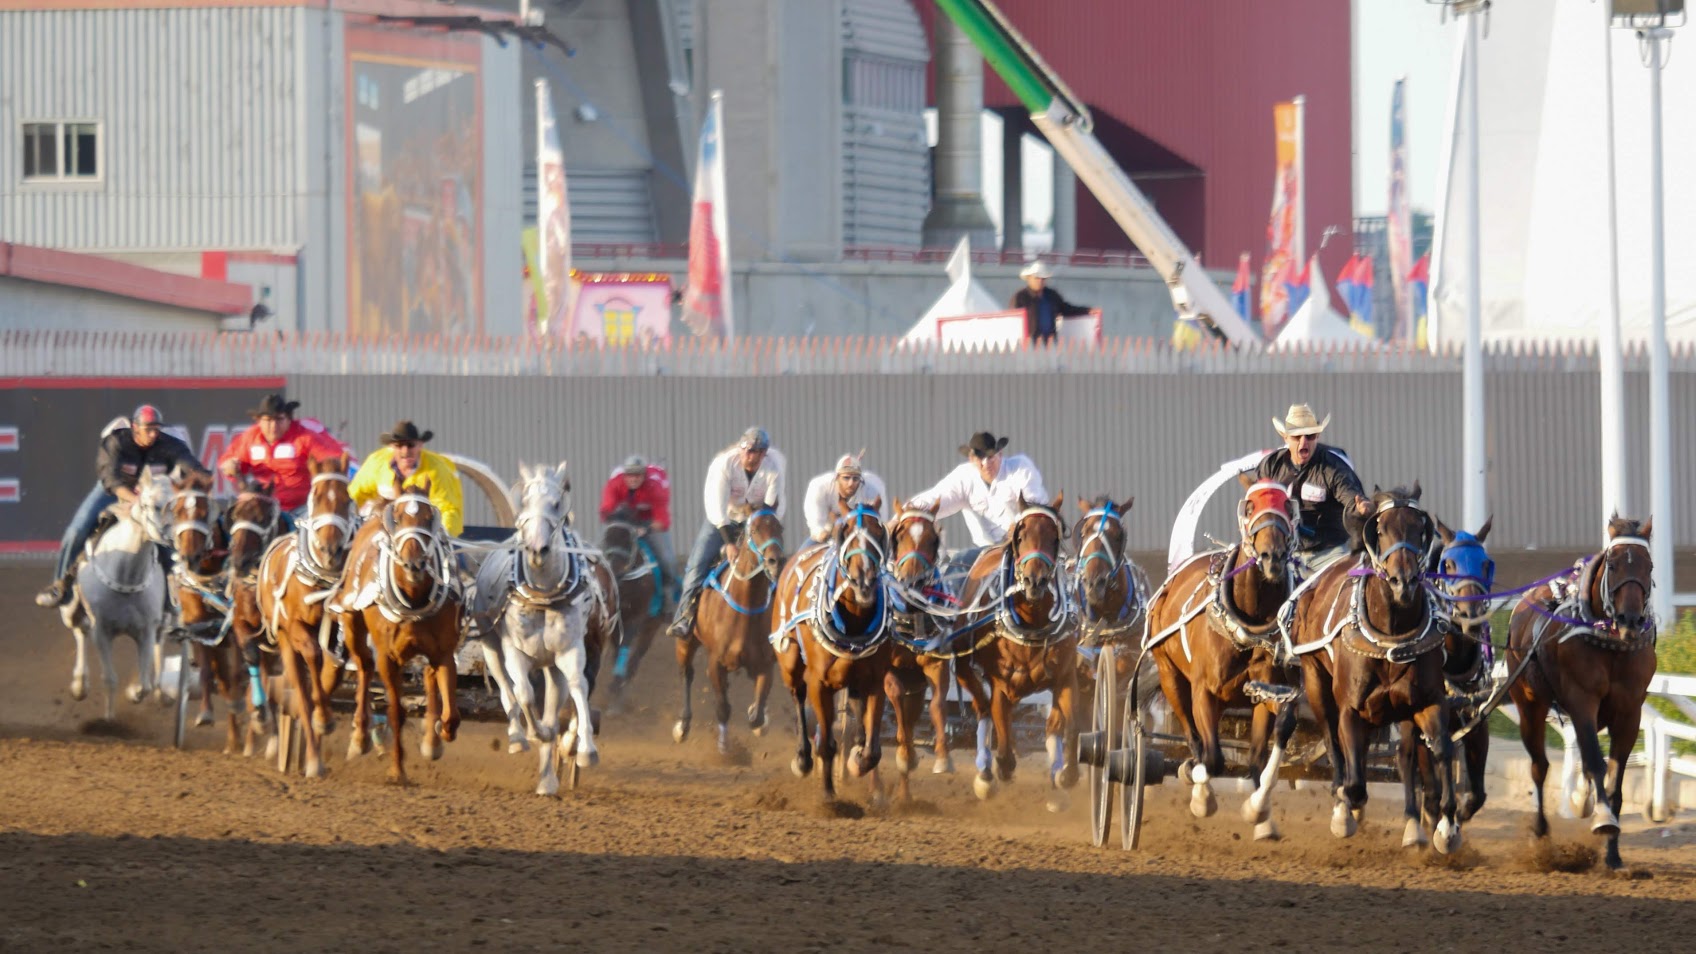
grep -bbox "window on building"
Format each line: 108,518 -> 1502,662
20,121 -> 99,181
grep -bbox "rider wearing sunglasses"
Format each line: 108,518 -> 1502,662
347,420 -> 465,537
801,453 -> 888,544
1254,403 -> 1372,570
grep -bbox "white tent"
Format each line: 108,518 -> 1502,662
1271,256 -> 1372,349
902,237 -> 1003,342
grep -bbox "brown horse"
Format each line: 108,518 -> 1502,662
884,499 -> 978,800
954,494 -> 1079,805
167,471 -> 245,750
775,502 -> 892,803
257,456 -> 354,778
1291,484 -> 1460,853
673,507 -> 782,754
224,480 -> 285,759
335,480 -> 462,784
599,505 -> 666,704
1145,476 -> 1300,839
1505,516 -> 1656,873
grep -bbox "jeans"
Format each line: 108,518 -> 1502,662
678,519 -> 726,600
54,483 -> 117,581
646,527 -> 680,601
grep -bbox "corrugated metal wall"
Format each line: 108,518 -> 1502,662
841,0 -> 930,248
0,7 -> 300,251
290,367 -> 1696,553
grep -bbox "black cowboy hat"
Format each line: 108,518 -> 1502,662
248,393 -> 300,419
958,431 -> 1010,458
379,420 -> 434,445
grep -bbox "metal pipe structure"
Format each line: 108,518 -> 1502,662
1644,24 -> 1674,625
1599,0 -> 1628,521
1461,8 -> 1487,532
921,15 -> 997,248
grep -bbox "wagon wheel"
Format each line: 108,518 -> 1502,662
172,639 -> 193,750
1087,644 -> 1118,847
1119,666 -> 1149,851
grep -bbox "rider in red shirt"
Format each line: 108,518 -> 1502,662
598,455 -> 677,609
218,394 -> 347,516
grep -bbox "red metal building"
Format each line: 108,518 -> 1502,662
922,0 -> 1354,279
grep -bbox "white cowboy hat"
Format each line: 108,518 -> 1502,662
834,451 -> 864,476
1272,403 -> 1331,438
1019,261 -> 1053,280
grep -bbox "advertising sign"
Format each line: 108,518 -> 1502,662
565,273 -> 674,346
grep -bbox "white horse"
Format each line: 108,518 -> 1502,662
62,469 -> 173,719
474,462 -> 619,795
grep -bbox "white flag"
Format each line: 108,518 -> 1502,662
681,91 -> 734,340
536,79 -> 573,335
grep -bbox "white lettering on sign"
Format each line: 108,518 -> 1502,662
1301,482 -> 1326,503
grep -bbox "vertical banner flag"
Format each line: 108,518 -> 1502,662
1386,79 -> 1414,343
1337,254 -> 1378,338
1283,256 -> 1312,315
682,91 -> 735,340
1407,252 -> 1431,349
536,80 -> 573,336
1231,252 -> 1253,321
1258,100 -> 1302,336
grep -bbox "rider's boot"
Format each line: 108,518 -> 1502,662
666,588 -> 701,640
34,575 -> 72,608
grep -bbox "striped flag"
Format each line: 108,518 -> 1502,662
1283,257 -> 1312,315
1231,253 -> 1253,321
1336,254 -> 1378,338
1408,252 -> 1431,349
1387,78 -> 1414,343
681,91 -> 735,341
536,80 -> 573,337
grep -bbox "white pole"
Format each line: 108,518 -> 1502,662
1644,26 -> 1673,625
1292,95 -> 1307,266
1599,2 -> 1627,522
1462,10 -> 1487,531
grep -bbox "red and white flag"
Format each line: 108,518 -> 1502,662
681,91 -> 734,341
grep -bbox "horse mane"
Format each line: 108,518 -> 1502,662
606,503 -> 643,527
1607,515 -> 1648,539
1371,485 -> 1420,507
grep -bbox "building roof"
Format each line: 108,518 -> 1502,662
0,243 -> 253,316
0,1 -> 517,19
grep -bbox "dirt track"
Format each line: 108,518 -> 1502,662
2,564 -> 1695,953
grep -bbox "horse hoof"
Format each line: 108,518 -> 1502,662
69,681 -> 87,702
1057,764 -> 1079,790
508,739 -> 530,755
1253,819 -> 1281,841
1433,818 -> 1461,855
791,755 -> 813,778
1403,818 -> 1429,849
869,789 -> 889,812
849,746 -> 868,778
1045,790 -> 1070,814
895,751 -> 913,775
194,711 -> 213,728
1190,786 -> 1217,819
264,736 -> 279,760
1242,793 -> 1271,826
575,749 -> 598,769
346,736 -> 370,761
1176,759 -> 1195,786
534,725 -> 556,744
672,721 -> 689,744
421,738 -> 443,762
1592,813 -> 1621,838
747,704 -> 768,735
537,776 -> 559,797
973,774 -> 994,801
312,714 -> 333,737
1330,803 -> 1358,839
126,685 -> 147,704
932,755 -> 955,775
303,759 -> 324,780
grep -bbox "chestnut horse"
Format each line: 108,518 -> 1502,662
599,505 -> 666,704
257,456 -> 355,778
1399,517 -> 1495,846
1290,484 -> 1461,853
167,471 -> 244,750
884,499 -> 978,800
954,494 -> 1079,804
673,508 -> 783,754
1506,516 -> 1656,874
224,481 -> 284,759
774,502 -> 892,804
1145,477 -> 1301,839
335,480 -> 462,784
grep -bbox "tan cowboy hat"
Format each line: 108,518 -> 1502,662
1019,261 -> 1053,280
835,451 -> 865,476
1272,404 -> 1330,438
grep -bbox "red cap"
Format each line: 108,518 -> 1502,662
132,404 -> 163,426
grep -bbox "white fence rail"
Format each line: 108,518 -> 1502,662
6,329 -> 1696,377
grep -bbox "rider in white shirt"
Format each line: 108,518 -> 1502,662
667,426 -> 786,639
802,453 -> 888,544
907,431 -> 1049,549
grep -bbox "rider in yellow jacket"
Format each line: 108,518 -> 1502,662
348,420 -> 465,536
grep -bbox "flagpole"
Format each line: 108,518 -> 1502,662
1599,1 -> 1627,522
1461,7 -> 1486,531
1292,95 -> 1306,266
709,90 -> 735,343
1644,23 -> 1673,625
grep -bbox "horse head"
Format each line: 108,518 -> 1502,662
1434,516 -> 1494,634
385,479 -> 441,583
1237,473 -> 1297,584
1596,515 -> 1654,640
304,455 -> 354,574
226,478 -> 279,577
831,499 -> 887,606
515,461 -> 569,570
1073,494 -> 1132,607
1010,492 -> 1066,602
1362,482 -> 1435,607
740,508 -> 786,583
599,503 -> 648,576
170,469 -> 217,567
888,497 -> 942,591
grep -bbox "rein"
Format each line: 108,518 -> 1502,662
373,491 -> 456,623
706,508 -> 781,615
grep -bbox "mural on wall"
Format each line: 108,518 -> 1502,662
565,273 -> 673,346
346,27 -> 483,336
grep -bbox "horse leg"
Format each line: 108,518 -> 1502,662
561,637 -> 598,770
1395,719 -> 1428,848
1186,689 -> 1224,819
883,669 -> 915,795
1459,724 -> 1490,822
1154,654 -> 1206,789
481,637 -> 528,753
1602,708 -> 1641,873
132,614 -> 160,703
991,688 -> 1017,785
69,616 -> 89,702
277,641 -> 321,778
956,662 -> 997,800
1331,706 -> 1369,839
534,665 -> 562,796
1516,695 -> 1554,839
1303,658 -> 1347,814
1570,714 -> 1618,837
434,650 -> 460,744
708,657 -> 733,755
503,643 -> 546,744
1245,698 -> 1297,840
376,651 -> 408,784
1414,700 -> 1461,855
673,635 -> 696,744
1051,667 -> 1081,792
193,642 -> 216,726
809,681 -> 839,802
927,659 -> 956,775
344,616 -> 376,761
859,682 -> 889,810
748,656 -> 773,736
419,660 -> 445,763
790,673 -> 815,778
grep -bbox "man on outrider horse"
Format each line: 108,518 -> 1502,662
801,453 -> 887,545
36,405 -> 211,609
666,426 -> 786,640
1252,403 -> 1372,575
598,454 -> 678,612
906,430 -> 1051,590
348,420 -> 465,537
218,393 -> 351,534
